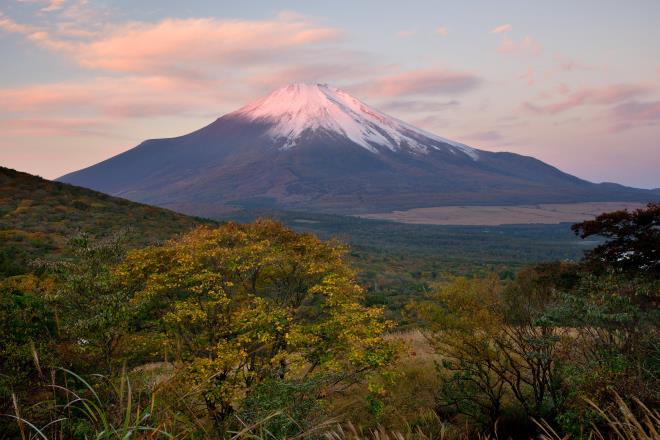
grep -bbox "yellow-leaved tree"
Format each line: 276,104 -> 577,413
119,219 -> 395,434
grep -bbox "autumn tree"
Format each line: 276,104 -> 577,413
120,220 -> 395,435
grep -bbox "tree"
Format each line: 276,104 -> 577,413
572,202 -> 659,276
120,220 -> 395,434
49,233 -> 135,373
414,276 -> 565,434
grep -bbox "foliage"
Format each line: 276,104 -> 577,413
47,233 -> 137,374
547,273 -> 659,436
1,169 -> 657,439
227,209 -> 593,319
236,377 -> 326,438
572,202 -> 659,276
119,220 -> 396,434
412,275 -> 565,435
410,257 -> 658,439
0,274 -> 57,438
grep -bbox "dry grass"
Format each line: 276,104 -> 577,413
360,202 -> 646,226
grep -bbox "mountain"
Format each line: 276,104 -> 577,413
59,83 -> 655,217
0,166 -> 214,276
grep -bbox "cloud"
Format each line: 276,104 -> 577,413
0,11 -> 75,50
523,83 -> 650,115
245,60 -> 378,92
0,117 -> 108,137
0,12 -> 343,78
555,53 -> 597,72
0,75 -> 231,119
75,16 -> 341,76
462,130 -> 503,142
381,99 -> 459,113
352,68 -> 481,97
41,0 -> 66,12
498,36 -> 542,55
436,26 -> 448,36
520,66 -> 535,85
0,12 -> 34,34
491,24 -> 512,34
612,101 -> 660,120
608,100 -> 660,132
410,115 -> 450,129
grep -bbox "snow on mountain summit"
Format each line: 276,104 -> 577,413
232,83 -> 478,159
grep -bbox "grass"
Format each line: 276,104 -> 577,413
8,363 -> 659,440
7,368 -> 173,439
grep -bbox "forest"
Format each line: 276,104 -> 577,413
1,168 -> 658,439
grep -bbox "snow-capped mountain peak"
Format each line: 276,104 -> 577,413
232,83 -> 478,159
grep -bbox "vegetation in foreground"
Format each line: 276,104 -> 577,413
1,171 -> 658,439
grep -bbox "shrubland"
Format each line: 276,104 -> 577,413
1,187 -> 657,438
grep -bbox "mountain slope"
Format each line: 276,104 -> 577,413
0,166 -> 215,275
59,83 -> 654,216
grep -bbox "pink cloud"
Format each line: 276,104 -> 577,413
498,36 -> 542,55
436,26 -> 448,36
41,0 -> 66,12
381,99 -> 459,113
0,75 -> 230,119
491,24 -> 512,34
352,68 -> 481,97
75,17 -> 341,76
0,12 -> 342,78
520,66 -> 535,85
0,11 -> 75,51
612,101 -> 660,120
608,100 -> 660,132
462,130 -> 503,142
0,118 -> 108,137
522,83 -> 649,115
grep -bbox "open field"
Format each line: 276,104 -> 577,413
359,201 -> 648,225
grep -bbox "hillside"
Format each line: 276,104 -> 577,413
0,166 -> 215,276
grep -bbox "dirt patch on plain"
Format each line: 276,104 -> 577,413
359,202 -> 647,226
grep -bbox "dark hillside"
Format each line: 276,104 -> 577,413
0,167 -> 216,275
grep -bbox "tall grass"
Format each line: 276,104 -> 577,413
6,368 -> 173,440
322,392 -> 659,440
535,393 -> 659,440
7,371 -> 658,440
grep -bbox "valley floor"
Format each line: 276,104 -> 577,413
359,201 -> 646,225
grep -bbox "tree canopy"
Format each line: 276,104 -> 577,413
120,220 -> 396,434
572,202 -> 659,276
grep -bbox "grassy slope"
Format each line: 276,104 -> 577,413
0,167 -> 216,275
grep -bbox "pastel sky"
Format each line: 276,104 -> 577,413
1,0 -> 659,188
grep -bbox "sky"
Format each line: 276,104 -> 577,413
0,0 -> 659,188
